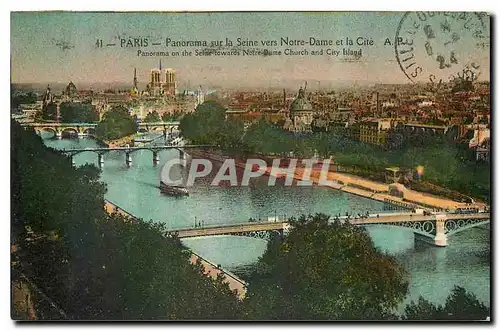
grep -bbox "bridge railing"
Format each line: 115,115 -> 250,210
21,122 -> 98,127
169,218 -> 288,232
137,122 -> 180,126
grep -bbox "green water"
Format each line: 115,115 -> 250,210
43,135 -> 491,311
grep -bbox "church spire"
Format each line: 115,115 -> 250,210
133,68 -> 138,90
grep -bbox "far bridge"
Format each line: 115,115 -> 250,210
137,122 -> 180,135
170,212 -> 490,247
60,144 -> 214,167
21,122 -> 98,138
21,121 -> 180,137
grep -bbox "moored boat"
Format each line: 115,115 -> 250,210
159,181 -> 189,196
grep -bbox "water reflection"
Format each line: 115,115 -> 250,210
42,134 -> 490,310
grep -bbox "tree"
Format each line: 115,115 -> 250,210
179,101 -> 230,145
11,91 -> 37,112
143,111 -> 161,123
403,286 -> 489,320
95,106 -> 137,140
162,111 -> 183,122
243,214 -> 408,320
11,120 -> 243,320
59,102 -> 99,123
242,119 -> 297,156
42,103 -> 58,121
218,118 -> 245,152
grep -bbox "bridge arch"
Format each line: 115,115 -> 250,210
68,149 -> 102,157
210,230 -> 282,241
445,219 -> 490,238
359,222 -> 435,239
35,127 -> 58,137
83,127 -> 96,135
61,127 -> 79,136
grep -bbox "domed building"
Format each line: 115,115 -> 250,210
65,81 -> 77,97
289,85 -> 314,132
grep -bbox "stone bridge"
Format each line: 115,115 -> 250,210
21,122 -> 98,138
137,122 -> 180,134
21,121 -> 180,138
60,144 -> 214,167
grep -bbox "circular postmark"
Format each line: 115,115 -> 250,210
395,12 -> 489,85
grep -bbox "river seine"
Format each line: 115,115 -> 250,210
42,134 -> 490,312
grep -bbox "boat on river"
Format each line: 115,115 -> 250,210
159,181 -> 189,196
159,156 -> 189,197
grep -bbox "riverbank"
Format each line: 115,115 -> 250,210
187,149 -> 487,212
103,199 -> 247,300
294,167 -> 487,212
90,133 -> 138,148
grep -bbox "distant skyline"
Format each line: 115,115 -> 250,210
11,12 -> 490,88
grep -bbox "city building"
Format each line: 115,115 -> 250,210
225,109 -> 286,126
146,60 -> 177,96
370,91 -> 380,116
403,123 -> 448,137
475,138 -> 490,162
289,84 -> 314,132
468,125 -> 490,148
331,106 -> 355,122
183,86 -> 205,108
328,121 -> 360,140
42,85 -> 53,109
65,81 -> 77,97
196,86 -> 204,106
359,118 -> 391,146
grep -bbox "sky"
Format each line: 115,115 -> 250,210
11,12 -> 491,89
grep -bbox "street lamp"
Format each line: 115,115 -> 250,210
416,165 -> 424,181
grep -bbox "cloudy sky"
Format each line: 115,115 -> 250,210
11,12 -> 490,88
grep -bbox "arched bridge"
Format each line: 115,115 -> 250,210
137,121 -> 180,134
170,212 -> 490,247
21,122 -> 98,138
21,121 -> 180,137
171,221 -> 290,241
348,212 -> 490,247
60,144 -> 215,167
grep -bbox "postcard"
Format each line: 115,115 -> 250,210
11,11 -> 490,321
